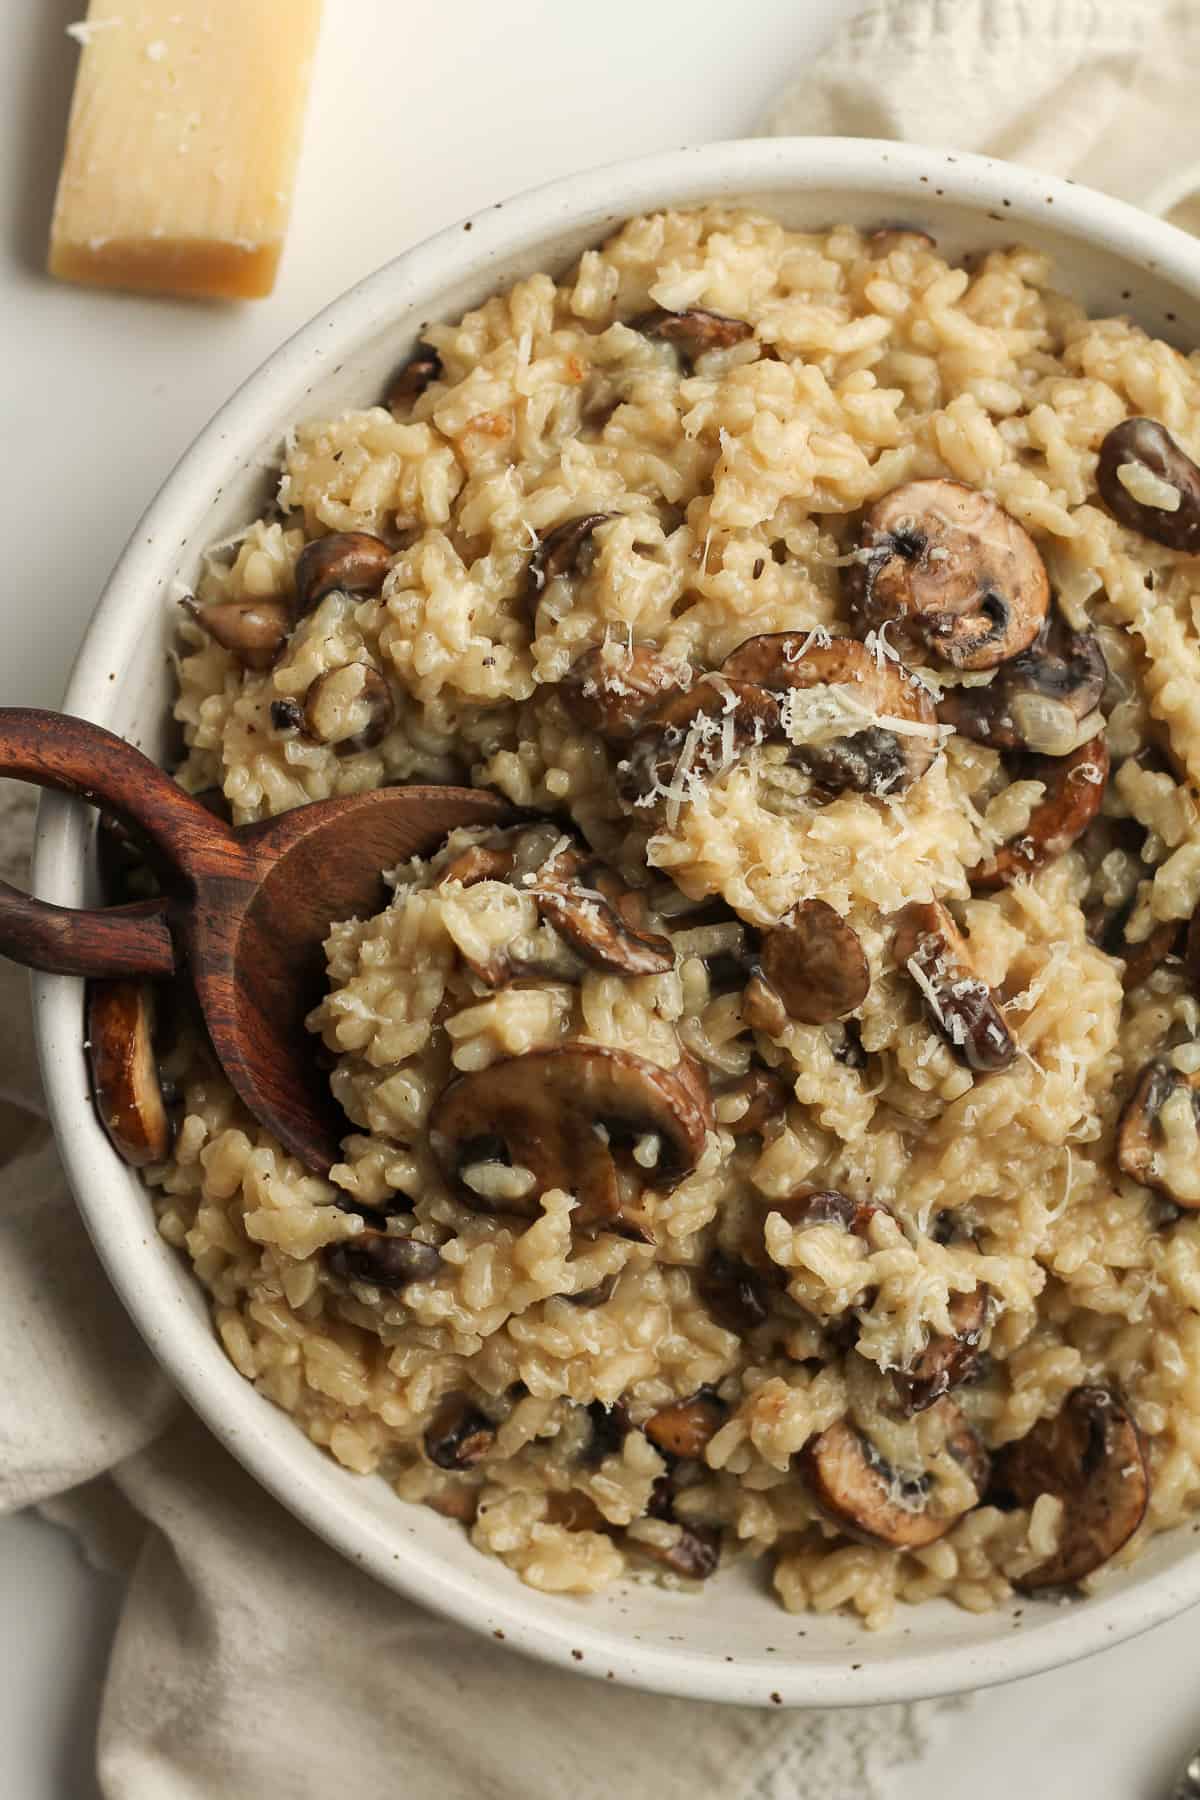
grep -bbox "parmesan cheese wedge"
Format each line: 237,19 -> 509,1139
48,0 -> 323,300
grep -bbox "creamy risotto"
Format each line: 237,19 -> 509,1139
117,208 -> 1200,1626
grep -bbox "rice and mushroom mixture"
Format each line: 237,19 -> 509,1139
137,208 -> 1200,1626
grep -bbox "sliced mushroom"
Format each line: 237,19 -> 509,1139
1105,918 -> 1181,990
585,1399 -> 631,1459
1186,906 -> 1200,992
697,1249 -> 771,1333
566,1271 -> 620,1309
644,1390 -> 726,1460
269,697 -> 304,734
988,1386 -> 1148,1589
437,836 -> 673,983
619,679 -> 781,812
742,972 -> 790,1037
719,1066 -> 790,1137
385,342 -> 443,415
629,1522 -> 722,1580
969,734 -> 1110,889
1096,417 -> 1200,552
294,531 -> 392,619
770,1187 -> 881,1237
301,663 -> 395,755
560,643 -> 692,741
756,899 -> 870,1025
1116,1059 -> 1200,1208
799,1404 -> 989,1550
844,480 -> 1050,670
182,596 -> 290,671
721,633 -> 939,794
544,1490 -> 610,1533
893,901 -> 1015,1074
831,1019 -> 868,1069
423,1392 -> 497,1471
629,305 -> 753,362
530,866 -> 674,976
526,513 -> 614,616
86,980 -> 173,1167
586,864 -> 657,935
893,1287 -> 989,1414
429,1043 -> 714,1229
324,1232 -> 442,1290
937,613 -> 1107,754
437,844 -> 517,888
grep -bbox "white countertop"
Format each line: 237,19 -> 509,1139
2,2 -> 1198,1795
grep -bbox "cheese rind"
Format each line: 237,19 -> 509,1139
48,0 -> 323,301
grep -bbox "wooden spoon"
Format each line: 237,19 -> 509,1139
0,707 -> 512,1171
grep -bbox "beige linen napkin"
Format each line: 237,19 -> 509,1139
6,3 -> 1200,1793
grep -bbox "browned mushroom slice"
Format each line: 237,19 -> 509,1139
1096,418 -> 1200,553
294,531 -> 392,619
938,613 -> 1107,754
644,1390 -> 727,1459
799,1404 -> 989,1550
301,664 -> 395,755
429,1043 -> 714,1229
721,633 -> 939,794
756,899 -> 870,1025
385,342 -> 443,415
436,844 -> 517,888
619,679 -> 781,812
324,1232 -> 442,1290
893,901 -> 1015,1074
770,1187 -> 881,1236
526,513 -> 614,616
1113,919 -> 1181,990
544,1491 -> 610,1533
584,1399 -> 632,1459
1186,906 -> 1200,992
697,1249 -> 770,1333
182,596 -> 290,671
844,480 -> 1050,670
969,734 -> 1110,889
423,1392 -> 497,1470
86,980 -> 172,1167
989,1386 -> 1148,1590
566,1272 -> 620,1310
530,869 -> 674,977
269,697 -> 304,734
742,972 -> 790,1037
629,1522 -> 722,1580
1117,1060 -> 1200,1208
629,306 -> 753,362
560,643 -> 692,741
720,1065 -> 790,1137
893,1287 -> 989,1414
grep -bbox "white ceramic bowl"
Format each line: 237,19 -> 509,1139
30,138 -> 1200,1707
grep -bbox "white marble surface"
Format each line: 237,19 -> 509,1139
2,1 -> 1199,1794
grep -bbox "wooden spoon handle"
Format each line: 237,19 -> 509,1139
0,883 -> 174,977
0,706 -> 236,977
0,708 -> 233,867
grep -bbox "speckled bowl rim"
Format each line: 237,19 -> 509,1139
29,138 -> 1200,1707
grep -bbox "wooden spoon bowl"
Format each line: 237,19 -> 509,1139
0,707 -> 511,1170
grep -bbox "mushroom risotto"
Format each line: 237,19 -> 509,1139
109,207 -> 1200,1626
